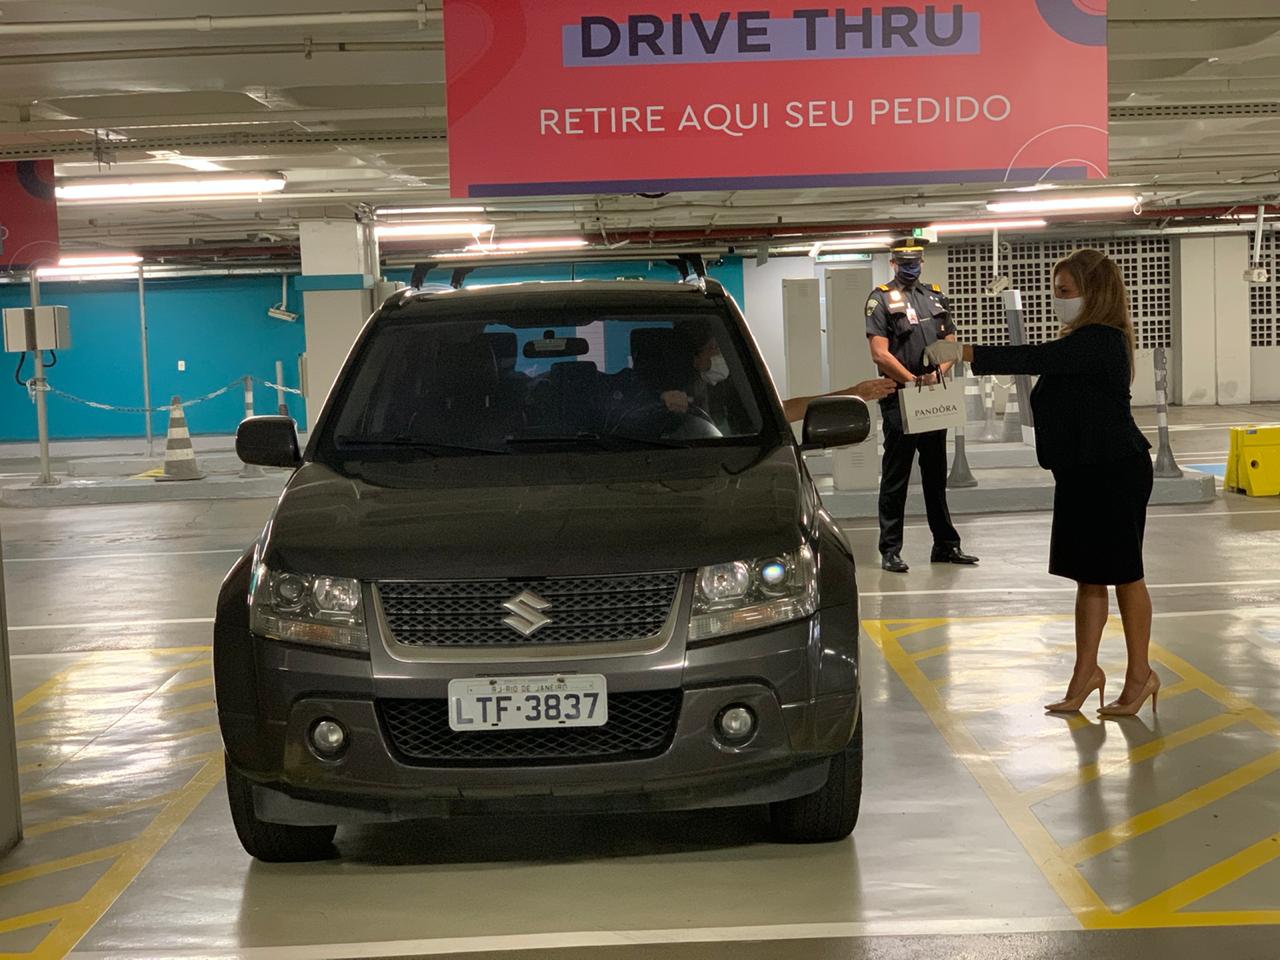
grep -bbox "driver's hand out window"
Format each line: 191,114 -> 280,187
661,390 -> 691,414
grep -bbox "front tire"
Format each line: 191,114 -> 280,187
225,756 -> 337,862
769,714 -> 863,843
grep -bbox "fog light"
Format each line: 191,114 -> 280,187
717,705 -> 756,742
310,719 -> 347,757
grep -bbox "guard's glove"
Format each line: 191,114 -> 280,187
924,340 -> 965,367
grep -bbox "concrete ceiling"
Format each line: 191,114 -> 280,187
1,0 -> 1279,258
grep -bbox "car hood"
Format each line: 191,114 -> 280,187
262,447 -> 814,580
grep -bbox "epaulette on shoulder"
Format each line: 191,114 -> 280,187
877,284 -> 890,292
931,283 -> 942,293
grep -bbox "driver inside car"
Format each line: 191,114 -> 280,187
659,321 -> 726,417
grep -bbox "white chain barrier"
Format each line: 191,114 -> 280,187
19,375 -> 302,414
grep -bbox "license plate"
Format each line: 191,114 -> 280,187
448,675 -> 608,732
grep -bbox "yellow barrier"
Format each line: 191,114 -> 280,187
1226,425 -> 1280,497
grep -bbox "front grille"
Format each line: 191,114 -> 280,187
377,573 -> 681,647
379,690 -> 682,766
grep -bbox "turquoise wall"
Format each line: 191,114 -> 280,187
1,258 -> 745,442
1,276 -> 308,442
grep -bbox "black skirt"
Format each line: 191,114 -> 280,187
1049,453 -> 1154,585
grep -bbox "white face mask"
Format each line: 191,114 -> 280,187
1053,296 -> 1084,325
701,353 -> 730,385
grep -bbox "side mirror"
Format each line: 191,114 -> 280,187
801,396 -> 872,450
236,416 -> 301,468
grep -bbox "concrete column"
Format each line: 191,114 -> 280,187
1,525 -> 22,855
298,219 -> 380,429
1214,235 -> 1252,404
1172,235 -> 1251,405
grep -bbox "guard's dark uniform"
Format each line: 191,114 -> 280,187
865,267 -> 964,560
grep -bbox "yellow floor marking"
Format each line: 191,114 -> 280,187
22,790 -> 181,839
16,732 -> 98,751
0,844 -> 130,889
1118,831 -> 1280,926
0,904 -> 70,936
12,668 -> 80,718
864,620 -> 1115,927
1019,712 -> 1244,807
15,757 -> 225,959
1062,749 -> 1280,864
1152,646 -> 1280,738
868,614 -> 1280,930
154,699 -> 216,720
18,750 -> 221,805
158,676 -> 213,696
911,644 -> 950,662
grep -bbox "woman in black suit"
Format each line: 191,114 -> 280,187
925,249 -> 1158,718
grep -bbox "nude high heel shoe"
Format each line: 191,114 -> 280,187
1045,667 -> 1106,714
1099,670 -> 1161,718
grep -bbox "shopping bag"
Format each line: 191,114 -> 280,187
898,378 -> 965,435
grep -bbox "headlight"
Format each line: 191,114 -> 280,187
689,544 -> 818,641
249,563 -> 369,653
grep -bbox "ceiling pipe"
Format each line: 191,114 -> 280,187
0,41 -> 442,67
5,106 -> 446,134
0,7 -> 439,37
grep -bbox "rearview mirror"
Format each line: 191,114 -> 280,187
236,416 -> 301,469
801,397 -> 871,450
523,336 -> 590,359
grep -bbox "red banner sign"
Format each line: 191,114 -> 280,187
0,160 -> 60,268
444,1 -> 1108,198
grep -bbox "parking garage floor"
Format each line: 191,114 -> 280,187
3,430 -> 1279,958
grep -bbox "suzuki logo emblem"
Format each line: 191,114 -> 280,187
502,590 -> 553,637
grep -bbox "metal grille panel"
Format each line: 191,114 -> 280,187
1250,229 -> 1278,348
945,237 -> 1172,350
378,573 -> 680,647
379,690 -> 682,766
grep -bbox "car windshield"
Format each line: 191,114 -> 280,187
320,294 -> 774,459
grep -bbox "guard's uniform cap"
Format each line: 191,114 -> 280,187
889,237 -> 929,262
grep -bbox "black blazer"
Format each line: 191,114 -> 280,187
970,325 -> 1151,471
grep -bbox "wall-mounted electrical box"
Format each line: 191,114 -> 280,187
3,306 -> 72,352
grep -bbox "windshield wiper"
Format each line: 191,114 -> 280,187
335,436 -> 509,456
505,432 -> 689,450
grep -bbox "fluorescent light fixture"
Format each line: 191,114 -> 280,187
930,219 -> 1049,233
54,254 -> 143,267
37,263 -> 141,279
378,205 -> 487,216
374,222 -> 495,240
816,253 -> 874,263
147,151 -> 229,173
986,195 -> 1139,215
57,175 -> 286,201
466,239 -> 588,252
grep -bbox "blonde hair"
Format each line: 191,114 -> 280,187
1053,249 -> 1136,382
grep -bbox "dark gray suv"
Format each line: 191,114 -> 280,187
217,275 -> 871,861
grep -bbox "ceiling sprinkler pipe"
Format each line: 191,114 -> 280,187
0,7 -> 440,36
0,41 -> 442,67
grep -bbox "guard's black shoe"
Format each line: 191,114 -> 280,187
931,545 -> 979,565
881,552 -> 910,574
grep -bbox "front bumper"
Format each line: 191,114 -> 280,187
215,560 -> 861,825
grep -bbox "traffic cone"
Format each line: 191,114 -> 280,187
156,396 -> 205,482
978,376 -> 1002,442
948,421 -> 978,488
960,362 -> 984,422
1000,383 -> 1023,442
1152,348 -> 1183,479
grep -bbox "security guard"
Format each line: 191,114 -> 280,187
865,238 -> 979,573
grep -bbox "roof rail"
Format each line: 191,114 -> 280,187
407,251 -> 717,291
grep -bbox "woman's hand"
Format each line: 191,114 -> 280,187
924,340 -> 965,367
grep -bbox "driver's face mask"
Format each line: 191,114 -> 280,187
702,353 -> 730,385
894,260 -> 923,285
